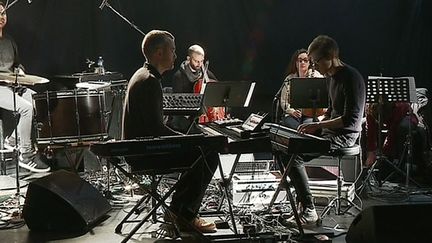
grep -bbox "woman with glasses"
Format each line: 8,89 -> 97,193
279,48 -> 323,129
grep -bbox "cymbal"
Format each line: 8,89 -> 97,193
0,72 -> 50,86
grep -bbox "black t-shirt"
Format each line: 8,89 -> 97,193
325,64 -> 366,134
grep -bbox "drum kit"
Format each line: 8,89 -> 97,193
1,71 -> 126,163
0,71 -> 127,217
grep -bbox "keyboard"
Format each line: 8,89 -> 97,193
163,93 -> 203,115
265,123 -> 330,154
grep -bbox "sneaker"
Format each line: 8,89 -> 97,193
283,207 -> 319,227
19,151 -> 51,173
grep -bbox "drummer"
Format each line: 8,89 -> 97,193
0,2 -> 50,173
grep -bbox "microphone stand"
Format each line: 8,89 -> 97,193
11,68 -> 22,209
99,0 -> 146,36
272,80 -> 289,123
2,0 -> 19,13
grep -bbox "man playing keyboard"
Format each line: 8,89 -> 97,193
282,35 -> 366,227
122,30 -> 218,235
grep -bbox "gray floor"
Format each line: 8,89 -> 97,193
2,153 -> 432,243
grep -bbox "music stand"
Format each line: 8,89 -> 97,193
289,77 -> 328,121
360,76 -> 419,192
202,81 -> 256,109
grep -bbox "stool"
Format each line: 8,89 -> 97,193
320,145 -> 362,219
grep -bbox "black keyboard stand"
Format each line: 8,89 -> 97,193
104,149 -> 212,243
200,154 -> 241,235
267,153 -> 305,236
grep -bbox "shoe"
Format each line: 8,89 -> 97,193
159,211 -> 179,238
192,217 -> 217,233
19,150 -> 51,173
164,212 -> 216,233
2,137 -> 16,151
283,207 -> 319,227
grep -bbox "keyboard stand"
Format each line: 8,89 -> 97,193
267,153 -> 305,236
214,154 -> 240,234
104,148 -> 212,243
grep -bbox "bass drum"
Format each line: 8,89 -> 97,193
33,90 -> 107,144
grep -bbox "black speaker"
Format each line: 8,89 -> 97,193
23,170 -> 111,232
346,203 -> 432,243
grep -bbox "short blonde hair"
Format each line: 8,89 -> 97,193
141,30 -> 174,60
187,44 -> 205,57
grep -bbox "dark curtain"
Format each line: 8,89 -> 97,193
6,0 -> 432,118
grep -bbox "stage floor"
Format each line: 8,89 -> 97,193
2,155 -> 432,243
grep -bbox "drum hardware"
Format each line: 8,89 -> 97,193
43,146 -> 54,160
1,69 -> 34,210
33,89 -> 109,173
0,73 -> 49,86
75,81 -> 111,90
33,89 -> 108,144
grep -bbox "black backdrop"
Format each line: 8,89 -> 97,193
6,0 -> 432,118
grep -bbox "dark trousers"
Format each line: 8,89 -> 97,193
283,131 -> 359,209
170,149 -> 219,221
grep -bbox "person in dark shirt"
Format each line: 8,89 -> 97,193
168,45 -> 219,132
172,44 -> 217,93
0,1 -> 50,173
282,35 -> 366,227
122,30 -> 218,234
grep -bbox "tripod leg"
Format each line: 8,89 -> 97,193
357,159 -> 381,195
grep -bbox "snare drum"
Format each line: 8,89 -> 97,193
33,90 -> 107,144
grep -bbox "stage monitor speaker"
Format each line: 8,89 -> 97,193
23,170 -> 111,232
346,203 -> 432,243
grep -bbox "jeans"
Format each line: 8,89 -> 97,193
282,131 -> 359,209
0,86 -> 35,153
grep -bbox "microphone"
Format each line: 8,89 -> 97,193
99,0 -> 108,10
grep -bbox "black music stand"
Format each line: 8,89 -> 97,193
200,81 -> 255,231
203,81 -> 256,111
360,76 -> 419,192
289,77 -> 328,122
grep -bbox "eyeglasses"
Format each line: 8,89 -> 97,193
297,58 -> 310,63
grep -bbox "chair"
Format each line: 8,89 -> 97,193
319,143 -> 362,219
